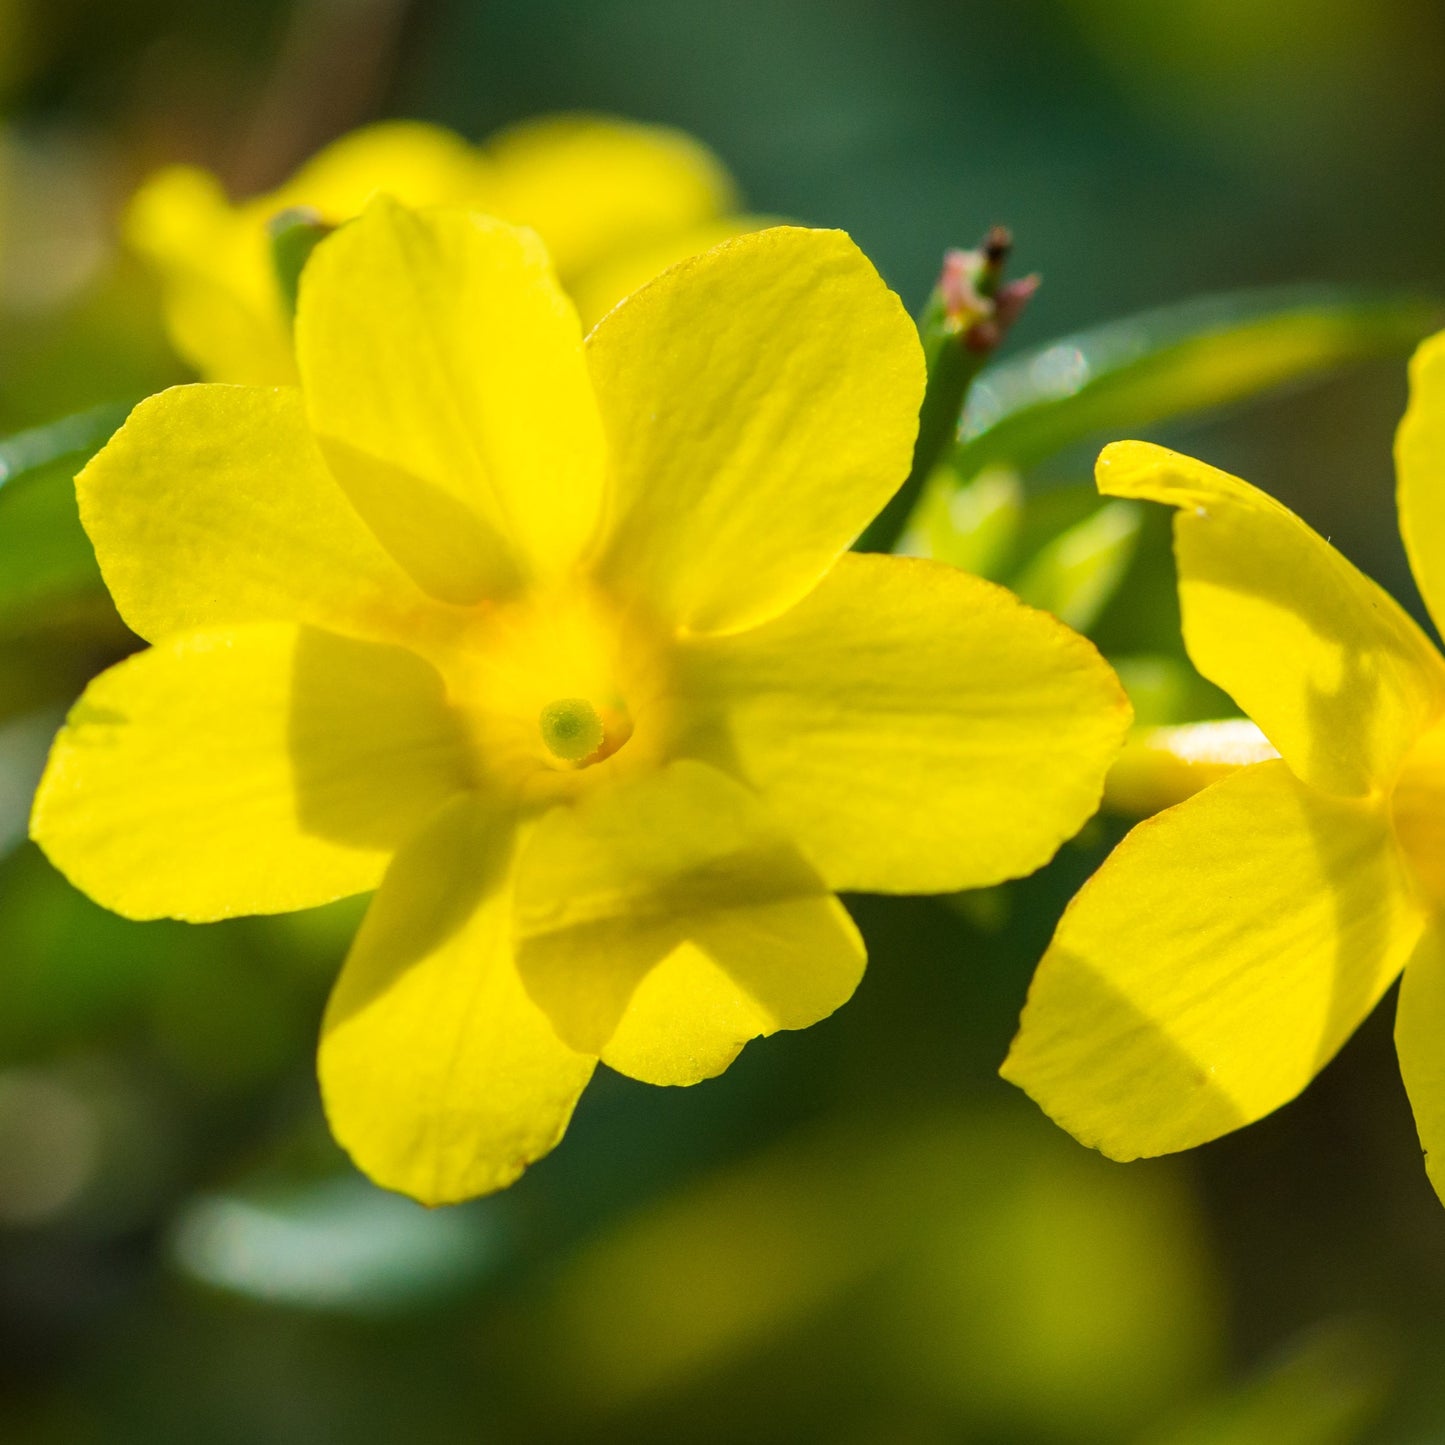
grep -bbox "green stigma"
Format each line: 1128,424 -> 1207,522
539,697 -> 605,763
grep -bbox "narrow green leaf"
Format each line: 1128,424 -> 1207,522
0,401 -> 129,491
0,406 -> 136,721
0,454 -> 106,633
0,402 -> 133,625
951,287 -> 1441,480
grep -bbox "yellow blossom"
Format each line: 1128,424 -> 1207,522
1005,337 -> 1445,1205
33,200 -> 1129,1203
127,115 -> 755,385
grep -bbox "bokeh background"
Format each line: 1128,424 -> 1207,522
0,1 -> 1443,1440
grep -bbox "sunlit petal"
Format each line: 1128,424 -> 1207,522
320,796 -> 594,1204
1396,330 -> 1445,641
513,760 -> 864,1084
1098,440 -> 1445,796
32,625 -> 468,921
681,553 -> 1130,892
78,384 -> 434,645
296,199 -> 606,603
1397,924 -> 1445,1207
587,227 -> 924,634
1004,760 -> 1425,1158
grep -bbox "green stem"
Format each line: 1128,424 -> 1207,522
858,230 -> 1031,554
859,305 -> 991,554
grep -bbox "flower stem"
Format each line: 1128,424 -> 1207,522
859,229 -> 1036,554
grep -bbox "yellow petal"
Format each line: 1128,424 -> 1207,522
570,215 -> 770,331
1103,718 -> 1280,816
78,385 -> 434,645
513,760 -> 864,1085
295,198 -> 606,604
1396,330 -> 1445,641
1003,760 -> 1425,1158
681,553 -> 1131,893
275,120 -> 485,217
128,126 -> 488,386
1098,441 -> 1445,797
1396,925 -> 1445,1207
485,115 -> 736,281
31,625 -> 469,922
126,166 -> 296,385
319,796 -> 594,1204
587,227 -> 925,634
601,944 -> 817,1088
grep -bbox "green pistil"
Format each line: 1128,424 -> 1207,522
539,697 -> 605,763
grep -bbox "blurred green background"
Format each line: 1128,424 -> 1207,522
0,1 -> 1444,1441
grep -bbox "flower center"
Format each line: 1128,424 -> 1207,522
539,697 -> 605,763
429,581 -> 674,804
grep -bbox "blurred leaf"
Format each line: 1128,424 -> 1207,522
170,1176 -> 503,1315
0,705 -> 63,859
0,844 -> 226,1056
900,462 -> 1022,577
1112,655 -> 1238,728
1013,497 -> 1143,631
905,473 -> 1149,638
518,1105 -> 1217,1434
952,287 -> 1441,479
1141,1319 -> 1393,1445
147,944 -> 312,1093
946,883 -> 1012,932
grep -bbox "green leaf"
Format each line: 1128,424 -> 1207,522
0,456 -> 105,631
0,404 -> 131,633
1012,499 -> 1143,632
0,401 -> 130,490
0,405 -> 137,722
1141,1319 -> 1392,1445
951,287 -> 1441,480
0,707 -> 63,858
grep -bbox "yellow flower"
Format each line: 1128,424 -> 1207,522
33,200 -> 1129,1203
128,115 -> 753,385
1004,336 -> 1445,1205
